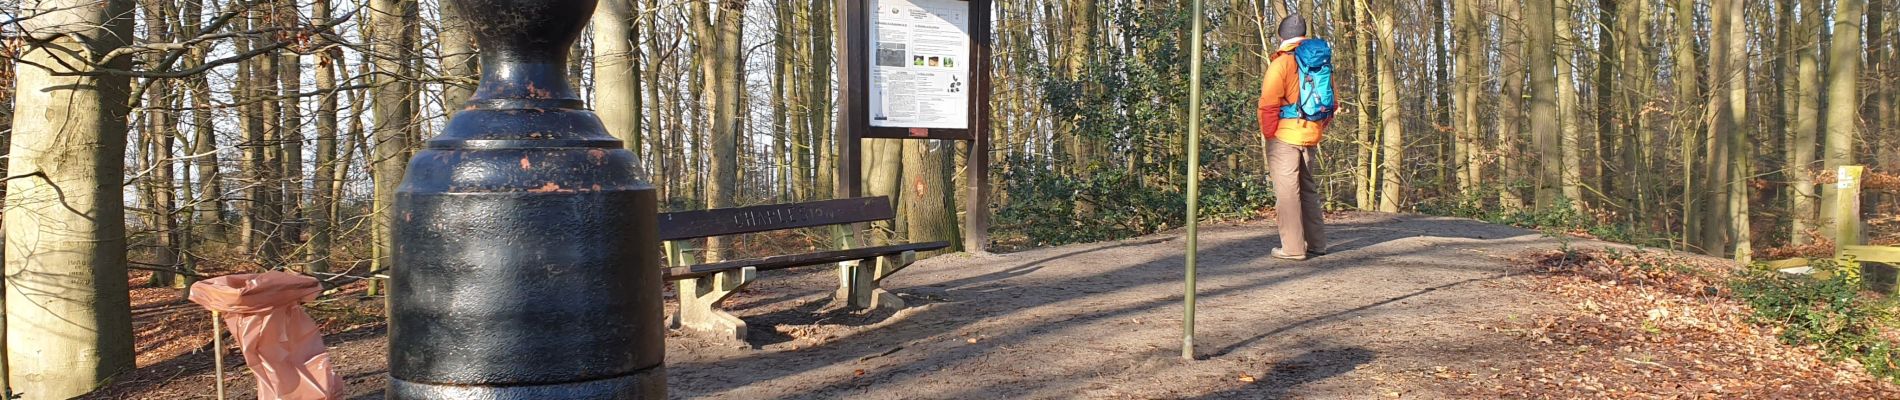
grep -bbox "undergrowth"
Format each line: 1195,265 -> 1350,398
1417,192 -> 1675,248
1731,259 -> 1900,381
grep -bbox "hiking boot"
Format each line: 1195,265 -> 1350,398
1271,247 -> 1308,261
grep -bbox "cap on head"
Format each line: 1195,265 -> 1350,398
1278,14 -> 1307,40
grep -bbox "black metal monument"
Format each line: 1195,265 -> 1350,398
387,0 -> 665,398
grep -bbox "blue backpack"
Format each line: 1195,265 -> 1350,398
1278,39 -> 1337,122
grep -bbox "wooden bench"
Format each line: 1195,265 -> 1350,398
657,196 -> 950,341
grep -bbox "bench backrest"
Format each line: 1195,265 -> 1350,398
657,197 -> 895,241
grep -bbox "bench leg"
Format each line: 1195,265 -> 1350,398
669,267 -> 756,342
834,251 -> 917,312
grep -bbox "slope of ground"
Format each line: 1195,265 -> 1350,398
88,212 -> 1899,399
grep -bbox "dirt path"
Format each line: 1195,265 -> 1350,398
91,212 -> 1644,399
667,212 -> 1564,399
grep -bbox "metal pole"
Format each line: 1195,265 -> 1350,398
212,311 -> 225,400
1183,0 -> 1204,361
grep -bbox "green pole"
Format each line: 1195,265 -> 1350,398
1183,0 -> 1204,361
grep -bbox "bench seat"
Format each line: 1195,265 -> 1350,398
663,241 -> 950,281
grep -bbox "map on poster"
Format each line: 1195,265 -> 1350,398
869,0 -> 971,130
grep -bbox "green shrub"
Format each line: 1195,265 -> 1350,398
1732,259 -> 1900,380
993,3 -> 1275,247
994,153 -> 1272,247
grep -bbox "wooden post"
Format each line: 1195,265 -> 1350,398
836,0 -> 868,200
965,0 -> 994,253
836,0 -> 992,252
1835,165 -> 1864,259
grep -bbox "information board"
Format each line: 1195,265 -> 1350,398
867,0 -> 972,130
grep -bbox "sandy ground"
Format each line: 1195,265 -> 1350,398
92,212 -> 1598,399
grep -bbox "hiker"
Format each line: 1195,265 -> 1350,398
1258,14 -> 1336,261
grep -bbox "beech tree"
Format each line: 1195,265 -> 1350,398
6,0 -> 138,397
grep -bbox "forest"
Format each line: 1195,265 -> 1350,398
1,0 -> 1896,398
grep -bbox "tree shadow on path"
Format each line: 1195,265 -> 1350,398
667,214 -> 1548,398
1194,346 -> 1378,399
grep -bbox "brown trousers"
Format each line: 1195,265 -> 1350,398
1268,139 -> 1326,254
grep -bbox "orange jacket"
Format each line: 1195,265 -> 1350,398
1259,38 -> 1326,147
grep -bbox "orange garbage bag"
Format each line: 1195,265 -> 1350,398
188,271 -> 344,400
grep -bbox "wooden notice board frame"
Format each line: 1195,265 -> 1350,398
838,0 -> 993,252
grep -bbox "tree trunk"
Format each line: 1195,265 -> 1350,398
567,37 -> 588,93
1723,0 -> 1751,260
1672,0 -> 1702,248
790,0 -> 814,201
1061,0 -> 1099,171
251,3 -> 285,266
1457,0 -> 1484,196
1791,0 -> 1823,245
1621,0 -> 1656,222
1433,0 -> 1454,190
1596,0 -> 1619,209
594,0 -> 643,161
1821,0 -> 1865,240
5,0 -> 138,396
693,0 -> 746,261
1699,0 -> 1743,255
338,59 -> 373,244
1875,2 -> 1895,182
1529,0 -> 1560,208
310,0 -> 341,274
1553,0 -> 1583,208
903,140 -> 960,257
186,0 -> 224,241
142,0 -> 181,288
277,2 -> 305,269
772,0 -> 793,200
1375,0 -> 1403,213
1355,0 -> 1376,210
441,0 -> 479,115
0,30 -> 11,398
1872,0 -> 1894,195
865,139 -> 904,245
644,0 -> 669,200
812,0 -> 835,198
369,0 -> 418,293
1498,0 -> 1526,210
236,5 -> 260,253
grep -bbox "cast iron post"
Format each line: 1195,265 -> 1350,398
387,0 -> 665,398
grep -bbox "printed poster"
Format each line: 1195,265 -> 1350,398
869,0 -> 971,130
